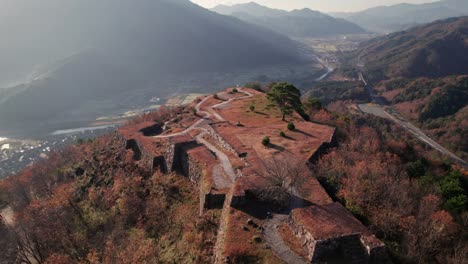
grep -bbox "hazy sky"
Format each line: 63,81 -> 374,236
191,0 -> 438,12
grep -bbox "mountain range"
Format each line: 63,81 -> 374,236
331,0 -> 468,33
357,16 -> 468,82
212,2 -> 366,38
0,0 -> 300,136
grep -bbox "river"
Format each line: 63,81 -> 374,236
51,125 -> 117,136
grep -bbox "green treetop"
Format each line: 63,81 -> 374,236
267,82 -> 303,121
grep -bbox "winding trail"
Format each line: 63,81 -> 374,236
152,96 -> 211,139
150,89 -> 265,264
210,89 -> 254,122
196,133 -> 237,183
153,88 -> 253,138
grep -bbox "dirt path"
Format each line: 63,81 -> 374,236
196,133 -> 237,183
211,89 -> 253,122
263,214 -> 309,264
153,96 -> 211,139
154,88 -> 253,139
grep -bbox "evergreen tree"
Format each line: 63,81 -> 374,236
266,82 -> 303,121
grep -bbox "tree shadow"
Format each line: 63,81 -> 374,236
294,129 -> 316,138
254,111 -> 268,116
283,194 -> 314,214
268,143 -> 285,152
234,193 -> 314,218
282,135 -> 296,141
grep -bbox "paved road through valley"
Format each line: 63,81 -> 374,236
358,73 -> 467,167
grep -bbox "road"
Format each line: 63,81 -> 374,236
315,56 -> 334,81
358,73 -> 467,167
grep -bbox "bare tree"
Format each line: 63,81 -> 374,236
256,156 -> 308,209
0,215 -> 18,264
260,155 -> 306,192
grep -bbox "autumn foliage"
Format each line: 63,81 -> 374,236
307,107 -> 467,263
0,114 -> 219,263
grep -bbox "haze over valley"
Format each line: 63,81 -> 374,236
0,1 -> 467,263
0,0 -> 307,138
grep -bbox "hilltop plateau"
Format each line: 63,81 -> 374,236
1,85 -> 466,263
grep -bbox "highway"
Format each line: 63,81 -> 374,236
358,73 -> 468,167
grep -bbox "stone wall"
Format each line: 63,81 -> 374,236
165,143 -> 176,172
125,139 -> 142,161
188,154 -> 202,183
120,135 -> 160,177
287,213 -> 381,264
152,156 -> 168,174
308,129 -> 337,164
169,141 -> 199,175
206,124 -> 240,157
113,132 -> 130,161
203,192 -> 226,211
360,236 -> 388,264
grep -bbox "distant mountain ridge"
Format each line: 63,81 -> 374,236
357,16 -> 468,82
331,0 -> 468,33
0,0 -> 300,135
212,2 -> 366,37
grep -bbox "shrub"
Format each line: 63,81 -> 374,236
305,96 -> 323,111
287,122 -> 295,131
262,136 -> 270,146
232,88 -> 238,93
252,236 -> 262,243
249,105 -> 255,112
213,93 -> 220,100
279,131 -> 286,137
440,170 -> 467,214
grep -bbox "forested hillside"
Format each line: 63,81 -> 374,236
357,17 -> 468,82
377,76 -> 468,160
212,2 -> 365,38
0,108 -> 219,263
331,0 -> 468,33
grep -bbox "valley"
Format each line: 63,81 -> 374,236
0,1 -> 467,263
